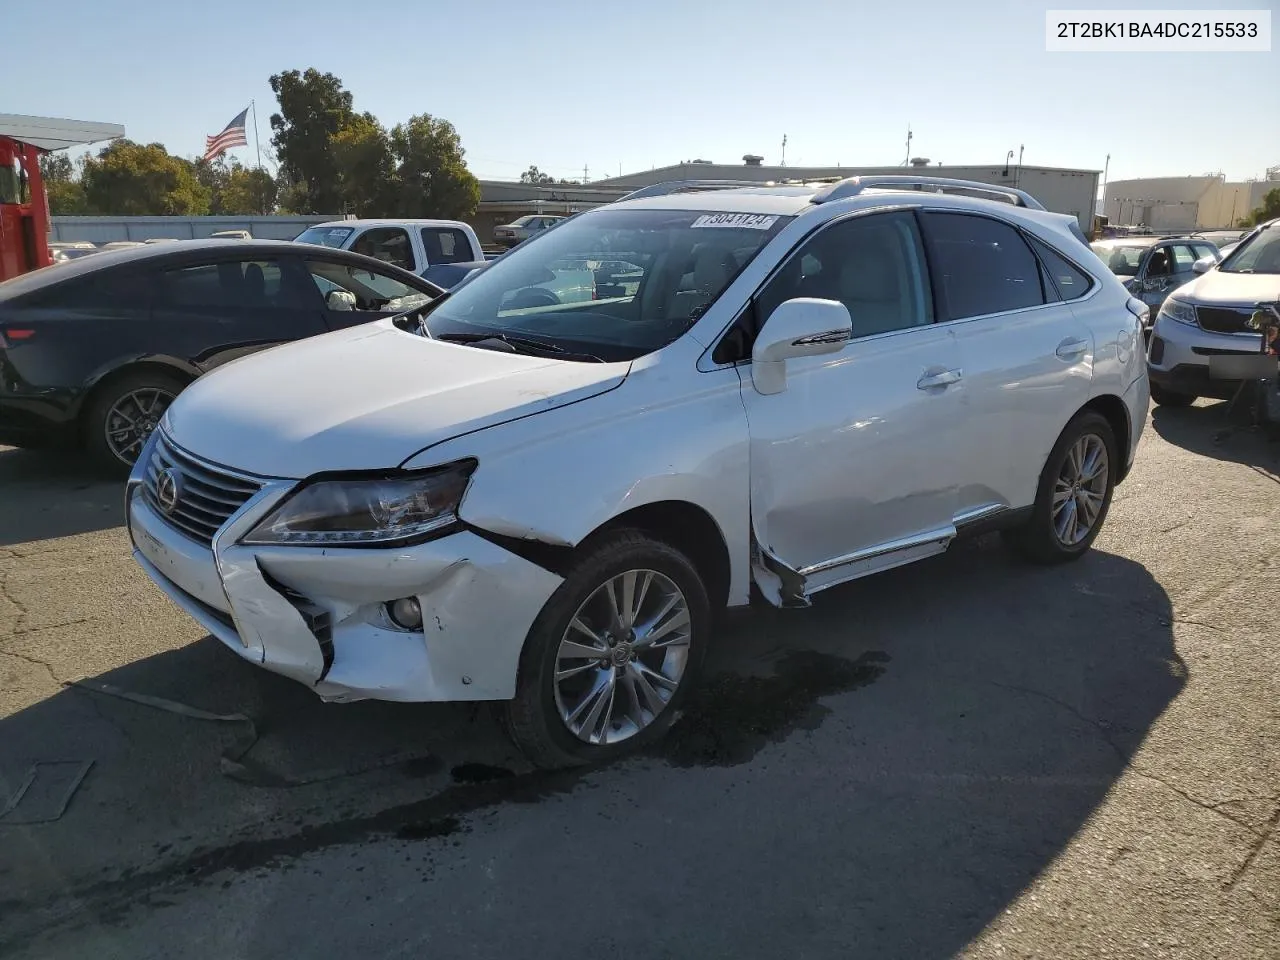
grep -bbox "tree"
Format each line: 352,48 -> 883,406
39,152 -> 89,214
386,114 -> 480,220
1239,188 -> 1280,228
520,165 -> 555,185
269,68 -> 355,213
332,113 -> 395,217
80,140 -> 210,215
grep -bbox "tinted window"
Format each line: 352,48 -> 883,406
421,228 -> 471,265
1170,244 -> 1199,271
1029,237 -> 1093,302
156,260 -> 287,308
305,259 -> 433,314
1192,244 -> 1218,262
350,227 -> 415,271
924,213 -> 1045,320
759,211 -> 934,340
26,270 -> 151,310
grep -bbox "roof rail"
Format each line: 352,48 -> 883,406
618,179 -> 782,202
810,175 -> 1046,211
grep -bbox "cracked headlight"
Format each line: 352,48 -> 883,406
243,460 -> 476,546
1157,297 -> 1197,327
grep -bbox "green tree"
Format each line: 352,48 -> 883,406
520,165 -> 555,185
38,152 -> 89,214
222,164 -> 277,215
269,68 -> 355,213
80,140 -> 210,215
386,114 -> 480,220
1239,187 -> 1280,228
332,113 -> 395,216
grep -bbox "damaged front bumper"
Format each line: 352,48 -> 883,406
125,448 -> 563,704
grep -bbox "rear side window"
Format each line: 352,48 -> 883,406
25,270 -> 152,309
923,213 -> 1045,320
421,227 -> 471,265
156,260 -> 286,308
1029,236 -> 1093,302
351,227 -> 416,271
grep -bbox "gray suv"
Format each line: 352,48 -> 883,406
1146,219 -> 1280,405
1091,236 -> 1223,331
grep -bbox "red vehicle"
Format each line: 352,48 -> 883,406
0,115 -> 123,283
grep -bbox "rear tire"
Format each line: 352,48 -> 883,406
504,529 -> 710,769
1150,382 -> 1195,407
82,370 -> 187,475
1003,411 -> 1118,565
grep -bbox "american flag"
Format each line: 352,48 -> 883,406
202,107 -> 249,163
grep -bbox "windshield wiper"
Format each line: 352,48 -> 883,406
432,331 -> 605,363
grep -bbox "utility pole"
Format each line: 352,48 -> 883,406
582,163 -> 589,184
1102,153 -> 1110,223
904,125 -> 912,166
781,134 -> 787,167
1016,144 -> 1024,186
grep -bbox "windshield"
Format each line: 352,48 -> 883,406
418,207 -> 791,362
1219,226 -> 1280,274
1091,243 -> 1150,276
294,226 -> 355,249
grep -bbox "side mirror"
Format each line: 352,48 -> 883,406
1192,257 -> 1213,275
751,298 -> 852,396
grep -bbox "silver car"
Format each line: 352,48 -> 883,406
1146,219 -> 1280,405
1091,236 -> 1222,331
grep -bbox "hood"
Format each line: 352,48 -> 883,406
1175,270 -> 1280,307
162,320 -> 628,478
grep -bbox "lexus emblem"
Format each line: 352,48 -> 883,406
155,468 -> 182,515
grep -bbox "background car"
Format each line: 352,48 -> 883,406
492,214 -> 565,249
0,239 -> 442,471
1090,235 -> 1221,325
294,219 -> 485,277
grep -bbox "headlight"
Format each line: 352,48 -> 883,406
1157,297 -> 1197,327
243,460 -> 476,546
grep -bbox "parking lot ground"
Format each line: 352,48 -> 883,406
1,402 -> 1278,959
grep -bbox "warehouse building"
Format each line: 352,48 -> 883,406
1102,171 -> 1279,232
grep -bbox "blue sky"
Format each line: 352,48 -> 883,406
11,0 -> 1278,184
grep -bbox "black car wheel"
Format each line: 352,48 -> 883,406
84,370 -> 188,473
1150,382 -> 1196,407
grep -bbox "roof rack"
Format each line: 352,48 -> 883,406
617,179 -> 786,202
809,176 -> 1046,211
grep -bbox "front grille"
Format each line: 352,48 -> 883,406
1196,306 -> 1256,335
142,433 -> 262,545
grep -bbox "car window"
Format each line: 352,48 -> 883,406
350,227 -> 416,271
758,211 -> 934,340
924,213 -> 1046,320
305,259 -> 433,314
25,269 -> 152,310
1029,237 -> 1094,302
294,226 -> 354,249
155,260 -> 288,309
1091,243 -> 1150,276
421,227 -> 471,265
1219,226 -> 1280,274
1170,244 -> 1199,272
1192,244 -> 1218,262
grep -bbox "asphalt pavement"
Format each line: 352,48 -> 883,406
1,402 -> 1277,959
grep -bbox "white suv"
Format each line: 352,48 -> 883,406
1147,218 -> 1280,406
127,176 -> 1149,767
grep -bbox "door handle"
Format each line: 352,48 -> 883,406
1056,337 -> 1089,360
917,368 -> 962,390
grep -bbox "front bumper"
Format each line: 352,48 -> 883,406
1146,314 -> 1265,400
126,452 -> 563,703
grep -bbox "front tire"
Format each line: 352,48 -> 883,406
83,370 -> 187,475
1003,411 -> 1118,565
1150,382 -> 1196,407
504,530 -> 710,769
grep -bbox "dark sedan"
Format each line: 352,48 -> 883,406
0,240 -> 443,472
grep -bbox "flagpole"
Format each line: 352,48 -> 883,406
250,100 -> 265,214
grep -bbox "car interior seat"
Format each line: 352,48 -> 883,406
243,263 -> 266,304
838,243 -> 906,336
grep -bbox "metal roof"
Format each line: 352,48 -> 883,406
0,114 -> 124,151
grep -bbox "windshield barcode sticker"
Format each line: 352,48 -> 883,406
691,214 -> 779,230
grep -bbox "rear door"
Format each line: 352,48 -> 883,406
923,211 -> 1094,517
150,256 -> 326,373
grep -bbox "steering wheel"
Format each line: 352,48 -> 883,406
508,287 -> 561,309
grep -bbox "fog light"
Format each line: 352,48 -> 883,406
387,597 -> 423,630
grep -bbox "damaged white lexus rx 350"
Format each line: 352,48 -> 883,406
127,176 -> 1149,767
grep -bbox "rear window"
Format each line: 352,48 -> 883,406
422,227 -> 472,265
923,213 -> 1046,320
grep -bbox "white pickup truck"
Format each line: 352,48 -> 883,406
294,219 -> 486,278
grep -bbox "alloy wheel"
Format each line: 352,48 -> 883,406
1052,433 -> 1109,546
104,388 -> 174,466
552,569 -> 691,745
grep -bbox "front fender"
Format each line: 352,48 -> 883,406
403,357 -> 753,604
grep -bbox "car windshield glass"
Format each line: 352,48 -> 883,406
1219,227 -> 1280,274
1091,244 -> 1149,276
419,208 -> 791,362
295,226 -> 354,249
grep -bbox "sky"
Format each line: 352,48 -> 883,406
10,0 -> 1279,187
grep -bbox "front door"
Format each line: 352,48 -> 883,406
737,210 -> 966,603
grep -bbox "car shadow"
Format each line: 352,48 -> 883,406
0,535 -> 1181,958
0,447 -> 123,547
1151,400 -> 1280,476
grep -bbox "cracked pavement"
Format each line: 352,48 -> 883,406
1,403 -> 1278,959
